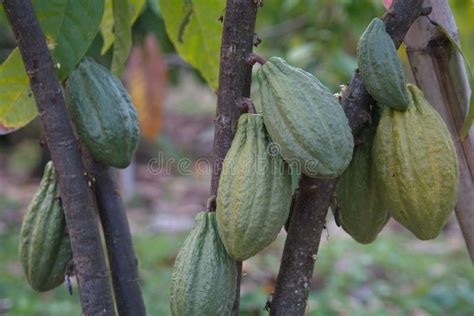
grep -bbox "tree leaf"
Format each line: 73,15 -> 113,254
0,52 -> 36,129
100,0 -> 114,55
125,35 -> 166,140
111,0 -> 132,76
35,0 -> 106,79
159,0 -> 224,91
100,0 -> 146,55
0,0 -> 104,130
148,0 -> 160,15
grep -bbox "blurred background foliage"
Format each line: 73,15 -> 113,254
0,0 -> 473,315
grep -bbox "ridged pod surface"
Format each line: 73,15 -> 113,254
357,18 -> 410,110
170,212 -> 237,316
336,124 -> 390,244
373,84 -> 460,240
19,162 -> 72,292
257,57 -> 354,178
216,114 -> 292,260
65,57 -> 139,168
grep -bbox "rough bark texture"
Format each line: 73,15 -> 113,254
2,1 -> 115,315
404,0 -> 474,262
270,1 -> 425,315
211,0 -> 258,197
211,1 -> 259,315
83,152 -> 146,316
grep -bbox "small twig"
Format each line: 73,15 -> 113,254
206,195 -> 217,212
253,33 -> 262,47
381,8 -> 394,20
246,53 -> 267,66
334,206 -> 341,227
253,0 -> 264,8
239,97 -> 257,114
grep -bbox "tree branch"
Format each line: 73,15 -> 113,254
270,1 -> 425,315
83,151 -> 147,316
211,1 -> 259,315
1,0 -> 115,314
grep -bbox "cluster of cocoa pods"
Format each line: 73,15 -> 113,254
19,58 -> 141,292
336,18 -> 459,242
16,16 -> 460,316
170,52 -> 358,315
170,17 -> 460,315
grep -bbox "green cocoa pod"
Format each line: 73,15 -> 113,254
373,84 -> 460,240
257,57 -> 354,178
216,114 -> 292,260
19,162 -> 72,292
357,18 -> 410,110
335,125 -> 390,244
65,57 -> 139,168
170,212 -> 237,316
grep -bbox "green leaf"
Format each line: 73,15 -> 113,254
148,0 -> 160,15
0,0 -> 105,129
35,0 -> 106,79
100,0 -> 146,55
100,0 -> 114,55
111,0 -> 132,76
159,0 -> 224,91
433,22 -> 473,140
0,51 -> 36,129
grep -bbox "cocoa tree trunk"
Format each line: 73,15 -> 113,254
2,1 -> 116,314
270,1 -> 426,315
83,151 -> 146,316
210,1 -> 259,314
404,0 -> 474,262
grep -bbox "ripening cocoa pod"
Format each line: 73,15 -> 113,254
357,18 -> 410,110
170,212 -> 237,316
335,125 -> 390,244
373,84 -> 460,240
257,57 -> 354,178
19,162 -> 72,292
216,113 -> 292,260
65,57 -> 140,168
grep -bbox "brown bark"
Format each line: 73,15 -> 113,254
83,152 -> 146,316
210,1 -> 260,315
270,1 -> 426,315
2,0 -> 115,314
404,0 -> 474,262
211,0 -> 259,197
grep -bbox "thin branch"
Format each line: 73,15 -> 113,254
1,0 -> 115,314
211,1 -> 259,314
270,1 -> 426,315
83,151 -> 147,316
